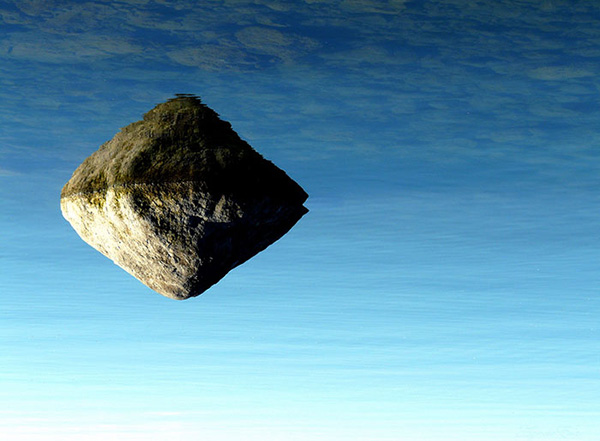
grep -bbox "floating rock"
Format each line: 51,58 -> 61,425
61,95 -> 308,300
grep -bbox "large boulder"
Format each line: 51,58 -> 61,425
61,95 -> 308,300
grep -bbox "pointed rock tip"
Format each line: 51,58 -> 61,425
141,94 -> 224,126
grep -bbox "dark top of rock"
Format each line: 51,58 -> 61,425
61,95 -> 307,205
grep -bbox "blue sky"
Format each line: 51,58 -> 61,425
1,0 -> 600,440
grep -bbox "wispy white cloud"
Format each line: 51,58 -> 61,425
235,26 -> 319,59
0,167 -> 19,177
167,44 -> 260,71
528,66 -> 595,81
0,33 -> 142,63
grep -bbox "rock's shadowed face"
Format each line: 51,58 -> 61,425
60,95 -> 308,300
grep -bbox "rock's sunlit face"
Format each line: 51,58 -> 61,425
61,96 -> 308,300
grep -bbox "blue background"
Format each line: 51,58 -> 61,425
1,1 -> 599,440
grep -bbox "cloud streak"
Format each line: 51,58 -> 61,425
0,167 -> 19,177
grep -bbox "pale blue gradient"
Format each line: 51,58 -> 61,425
1,1 -> 600,440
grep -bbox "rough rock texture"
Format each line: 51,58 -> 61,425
61,95 -> 308,300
